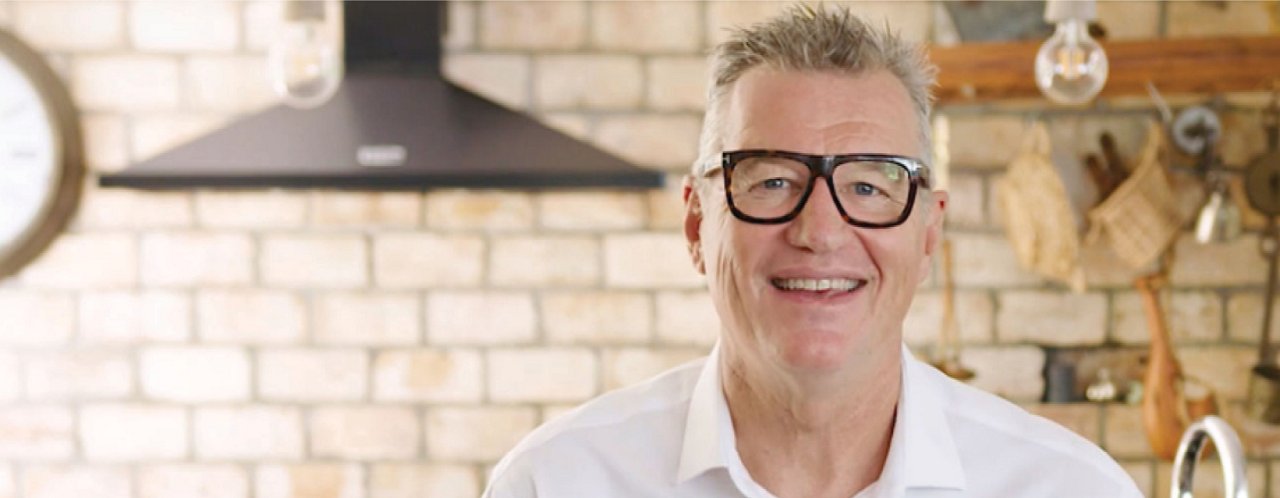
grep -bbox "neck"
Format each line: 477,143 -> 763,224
721,347 -> 901,498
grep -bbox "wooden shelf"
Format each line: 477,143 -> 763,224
930,35 -> 1280,106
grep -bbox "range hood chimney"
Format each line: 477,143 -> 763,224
99,1 -> 664,190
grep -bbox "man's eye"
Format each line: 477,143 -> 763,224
760,178 -> 792,190
851,182 -> 883,196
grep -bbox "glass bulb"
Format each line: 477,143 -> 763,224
267,0 -> 343,109
1034,18 -> 1108,105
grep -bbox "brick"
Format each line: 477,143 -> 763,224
655,290 -> 720,346
184,56 -> 277,112
540,112 -> 592,140
947,115 -> 1024,169
138,464 -> 247,498
542,292 -> 651,345
140,232 -> 253,286
80,404 -> 186,461
1178,345 -> 1255,400
427,292 -> 537,345
0,291 -> 74,346
311,192 -> 421,228
22,466 -> 131,498
1171,235 -> 1266,287
19,233 -> 136,289
480,1 -> 585,50
77,189 -> 192,229
140,347 -> 250,402
595,114 -> 702,170
1227,292 -> 1280,344
425,407 -> 538,462
81,114 -> 129,173
838,1 -> 932,43
1167,1 -> 1274,37
902,291 -> 994,347
195,191 -> 308,228
13,2 -> 123,51
79,291 -> 190,344
241,0 -> 281,51
647,178 -> 687,230
944,174 -> 986,227
648,57 -> 707,111
0,407 -> 74,460
310,407 -> 419,460
23,351 -> 132,400
260,235 -> 368,288
194,407 -> 304,460
259,349 -> 368,402
197,290 -> 305,344
1101,404 -> 1149,458
1111,291 -> 1222,345
1078,243 -> 1144,289
1158,461 -> 1266,498
256,464 -> 363,498
603,348 -> 706,391
129,0 -> 238,52
372,349 -> 483,403
604,233 -> 704,288
424,190 -> 534,231
443,54 -> 530,110
1023,403 -> 1099,443
489,236 -> 599,287
315,293 -> 419,346
0,353 -> 18,401
488,348 -> 597,402
538,191 -> 646,230
592,2 -> 699,53
72,56 -> 179,111
535,55 -> 643,110
444,1 -> 476,49
131,114 -> 230,161
962,346 -> 1044,400
948,233 -> 1042,287
370,464 -> 478,498
996,291 -> 1107,345
705,1 -> 788,46
373,234 -> 485,288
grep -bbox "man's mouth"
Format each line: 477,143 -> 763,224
770,277 -> 866,293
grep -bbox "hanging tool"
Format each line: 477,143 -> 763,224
931,239 -> 975,381
1244,90 -> 1280,423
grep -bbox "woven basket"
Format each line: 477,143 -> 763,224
1085,122 -> 1183,269
995,122 -> 1085,290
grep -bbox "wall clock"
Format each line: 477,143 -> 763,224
0,28 -> 84,280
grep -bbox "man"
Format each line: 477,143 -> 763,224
485,5 -> 1142,497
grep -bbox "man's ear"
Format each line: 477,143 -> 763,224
918,190 -> 948,281
683,176 -> 707,275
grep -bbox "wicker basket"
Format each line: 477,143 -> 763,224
995,122 -> 1085,291
1085,122 -> 1183,270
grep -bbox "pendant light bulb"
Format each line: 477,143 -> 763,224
1035,0 -> 1108,105
268,0 -> 344,109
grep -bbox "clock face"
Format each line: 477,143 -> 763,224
0,53 -> 59,256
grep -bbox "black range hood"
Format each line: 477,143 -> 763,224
99,1 -> 663,190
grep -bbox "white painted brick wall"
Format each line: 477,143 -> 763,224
997,291 -> 1107,345
80,114 -> 129,173
424,407 -> 538,461
193,407 -> 304,460
962,346 -> 1045,400
260,235 -> 368,289
489,237 -> 599,287
140,233 -> 253,287
258,349 -> 368,402
23,351 -> 133,400
647,57 -> 708,111
0,407 -> 74,460
129,0 -> 238,52
372,349 -> 483,403
19,233 -> 136,289
369,464 -> 479,498
196,290 -> 305,344
184,55 -> 277,112
604,233 -> 704,288
77,190 -> 193,229
538,192 -> 647,230
255,464 -> 363,498
79,404 -> 186,461
1112,291 -> 1222,344
314,293 -> 420,346
72,56 -> 180,111
373,234 -> 485,288
79,291 -> 190,344
311,192 -> 421,228
655,290 -> 720,346
444,54 -> 531,110
195,191 -> 308,229
480,2 -> 586,50
594,114 -> 702,169
487,348 -> 597,402
948,233 -> 1042,287
590,2 -> 701,53
138,464 -> 248,498
901,291 -> 994,347
13,2 -> 124,51
0,291 -> 74,346
0,353 -> 19,402
130,114 -> 230,162
427,292 -> 537,345
22,466 -> 131,498
602,348 -> 706,390
542,292 -> 652,345
424,191 -> 534,231
139,347 -> 250,402
1228,293 -> 1280,344
310,407 -> 420,460
535,56 -> 643,110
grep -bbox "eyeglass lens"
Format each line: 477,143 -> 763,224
728,156 -> 912,224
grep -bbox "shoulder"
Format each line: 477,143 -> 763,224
483,355 -> 707,496
920,362 -> 1142,496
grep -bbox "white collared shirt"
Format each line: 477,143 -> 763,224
483,344 -> 1142,498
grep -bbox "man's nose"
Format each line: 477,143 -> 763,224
785,181 -> 853,253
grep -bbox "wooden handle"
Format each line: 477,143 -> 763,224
1137,272 -> 1189,461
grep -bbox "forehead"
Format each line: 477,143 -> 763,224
721,67 -> 920,157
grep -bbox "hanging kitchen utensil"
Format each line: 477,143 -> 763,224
1086,121 -> 1184,270
1243,92 -> 1280,424
931,238 -> 975,381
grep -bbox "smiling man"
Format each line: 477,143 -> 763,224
484,5 -> 1141,498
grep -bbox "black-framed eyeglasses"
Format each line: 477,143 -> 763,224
711,149 -> 931,228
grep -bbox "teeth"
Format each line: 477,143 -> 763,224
773,278 -> 862,292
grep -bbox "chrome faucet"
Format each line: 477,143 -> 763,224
1170,415 -> 1248,498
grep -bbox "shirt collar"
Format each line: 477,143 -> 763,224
675,342 -> 967,494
